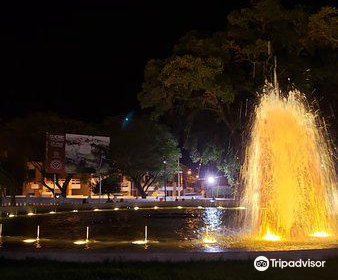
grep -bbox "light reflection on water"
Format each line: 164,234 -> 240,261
0,208 -> 336,252
202,207 -> 222,232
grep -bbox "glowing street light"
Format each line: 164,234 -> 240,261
207,176 -> 216,185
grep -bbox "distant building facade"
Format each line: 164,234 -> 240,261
23,162 -> 133,198
22,162 -> 207,199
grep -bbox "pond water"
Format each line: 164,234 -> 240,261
0,207 -> 336,252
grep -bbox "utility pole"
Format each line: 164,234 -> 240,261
99,175 -> 102,203
177,158 -> 180,198
97,152 -> 104,203
53,174 -> 56,202
163,159 -> 167,201
164,163 -> 167,201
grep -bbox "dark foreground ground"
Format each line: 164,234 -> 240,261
0,258 -> 337,280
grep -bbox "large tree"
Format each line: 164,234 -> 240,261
92,174 -> 121,200
138,0 -> 337,186
103,116 -> 181,198
0,113 -> 95,197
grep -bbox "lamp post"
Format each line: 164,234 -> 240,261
99,175 -> 102,203
97,152 -> 104,203
207,175 -> 216,198
163,159 -> 167,201
207,176 -> 216,185
53,174 -> 57,203
177,158 -> 180,198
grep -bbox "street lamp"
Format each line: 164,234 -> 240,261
163,159 -> 167,201
207,176 -> 215,185
207,176 -> 217,199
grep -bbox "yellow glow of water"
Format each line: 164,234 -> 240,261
202,237 -> 217,244
134,206 -> 139,210
177,206 -> 183,209
27,212 -> 35,216
263,229 -> 281,241
153,206 -> 159,209
93,209 -> 100,212
310,231 -> 330,238
72,210 -> 78,212
23,239 -> 37,243
49,211 -> 56,214
198,206 -> 203,209
132,240 -> 148,245
8,214 -> 15,218
242,85 -> 337,240
114,207 -> 119,211
73,239 -> 89,245
217,206 -> 224,209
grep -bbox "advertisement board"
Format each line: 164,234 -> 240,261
46,133 -> 110,174
46,133 -> 66,174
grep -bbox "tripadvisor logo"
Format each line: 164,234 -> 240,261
254,256 -> 326,271
254,256 -> 270,271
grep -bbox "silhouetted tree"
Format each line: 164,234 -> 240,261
138,0 -> 337,185
103,116 -> 181,198
92,174 -> 121,200
0,113 -> 95,198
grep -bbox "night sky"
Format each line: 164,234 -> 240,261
0,0 -> 334,121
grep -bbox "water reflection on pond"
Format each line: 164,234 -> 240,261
0,207 -> 336,252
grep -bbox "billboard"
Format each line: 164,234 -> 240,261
46,133 -> 66,173
46,133 -> 110,174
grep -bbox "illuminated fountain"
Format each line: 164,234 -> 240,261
202,226 -> 217,244
74,226 -> 90,245
132,226 -> 149,245
23,225 -> 40,244
241,84 -> 337,241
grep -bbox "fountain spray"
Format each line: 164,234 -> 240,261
241,84 -> 337,240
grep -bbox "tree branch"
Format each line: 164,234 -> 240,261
144,172 -> 159,192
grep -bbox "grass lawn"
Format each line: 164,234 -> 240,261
0,257 -> 337,280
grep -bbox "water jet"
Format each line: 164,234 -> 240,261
241,84 -> 337,241
74,226 -> 90,245
132,226 -> 148,245
23,225 -> 40,243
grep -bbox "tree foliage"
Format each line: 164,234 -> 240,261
0,113 -> 95,197
103,116 -> 181,198
92,174 -> 121,199
138,0 -> 337,184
